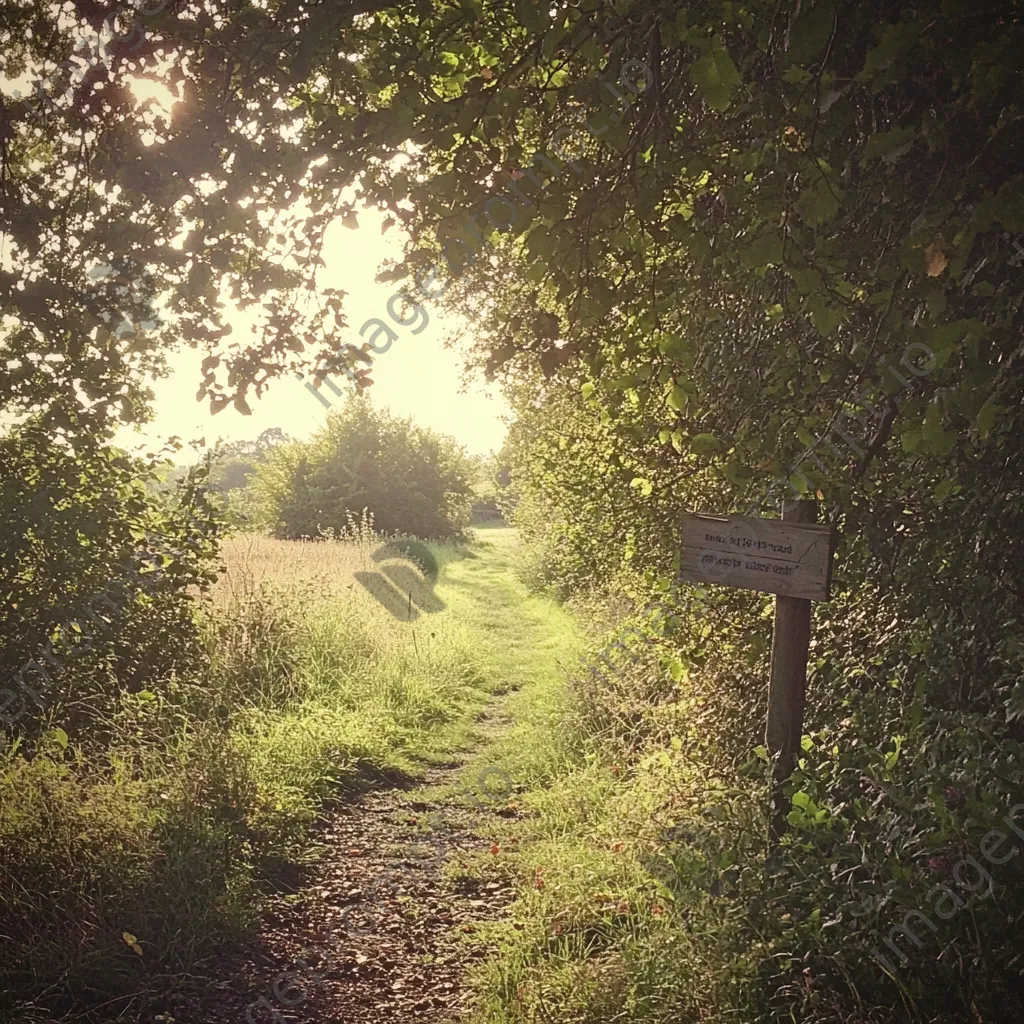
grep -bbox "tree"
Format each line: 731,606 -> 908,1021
251,397 -> 473,540
0,420 -> 220,739
3,0 -> 1021,459
207,427 -> 289,494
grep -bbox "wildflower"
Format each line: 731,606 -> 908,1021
944,786 -> 966,808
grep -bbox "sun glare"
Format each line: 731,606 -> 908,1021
129,77 -> 177,119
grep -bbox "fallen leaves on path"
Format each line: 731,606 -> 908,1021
168,764 -> 518,1023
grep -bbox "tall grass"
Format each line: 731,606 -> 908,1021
0,527 -> 495,1021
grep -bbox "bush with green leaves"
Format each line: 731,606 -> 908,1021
0,422 -> 222,743
250,397 -> 474,541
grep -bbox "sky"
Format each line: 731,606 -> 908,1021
0,62 -> 510,462
112,203 -> 510,460
101,79 -> 510,462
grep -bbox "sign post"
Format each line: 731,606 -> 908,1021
764,499 -> 818,841
680,499 -> 835,845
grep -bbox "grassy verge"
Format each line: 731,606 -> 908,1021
449,562 -> 809,1024
454,550 -> 1024,1024
0,529 -> 509,1021
452,614 -> 723,1024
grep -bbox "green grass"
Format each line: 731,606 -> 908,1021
0,525 -> 797,1024
440,526 -> 585,772
0,527 -> 583,1022
445,549 -> 767,1024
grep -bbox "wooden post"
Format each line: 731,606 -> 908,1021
766,498 -> 816,842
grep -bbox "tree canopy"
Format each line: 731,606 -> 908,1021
250,397 -> 473,539
3,0 -> 1020,490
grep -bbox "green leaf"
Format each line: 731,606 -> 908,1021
795,180 -> 843,226
525,260 -> 548,283
901,427 -> 922,453
542,25 -> 565,61
690,35 -> 741,112
526,225 -> 555,259
741,230 -> 784,269
689,433 -> 722,456
137,690 -> 157,701
884,745 -> 901,770
47,728 -> 68,751
686,230 -> 712,263
603,122 -> 632,152
975,396 -> 1001,439
666,383 -> 687,412
925,318 -> 985,364
807,294 -> 843,336
788,1 -> 835,64
515,0 -> 549,32
920,402 -> 955,454
724,456 -> 753,484
862,127 -> 916,163
858,22 -> 920,88
781,65 -> 812,83
657,334 -> 694,365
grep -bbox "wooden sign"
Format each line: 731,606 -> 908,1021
680,512 -> 835,601
679,501 -> 839,846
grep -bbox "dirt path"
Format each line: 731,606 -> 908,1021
161,529 -> 579,1024
169,724 -> 518,1024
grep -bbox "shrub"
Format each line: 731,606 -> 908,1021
0,422 -> 221,744
250,397 -> 473,541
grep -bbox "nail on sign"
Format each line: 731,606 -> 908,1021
680,513 -> 836,601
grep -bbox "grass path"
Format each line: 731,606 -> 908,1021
178,527 -> 583,1024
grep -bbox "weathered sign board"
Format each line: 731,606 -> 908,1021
680,512 -> 836,601
679,503 -> 839,845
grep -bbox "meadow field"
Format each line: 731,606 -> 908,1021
0,525 -> 584,1021
8,519 -> 1019,1024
